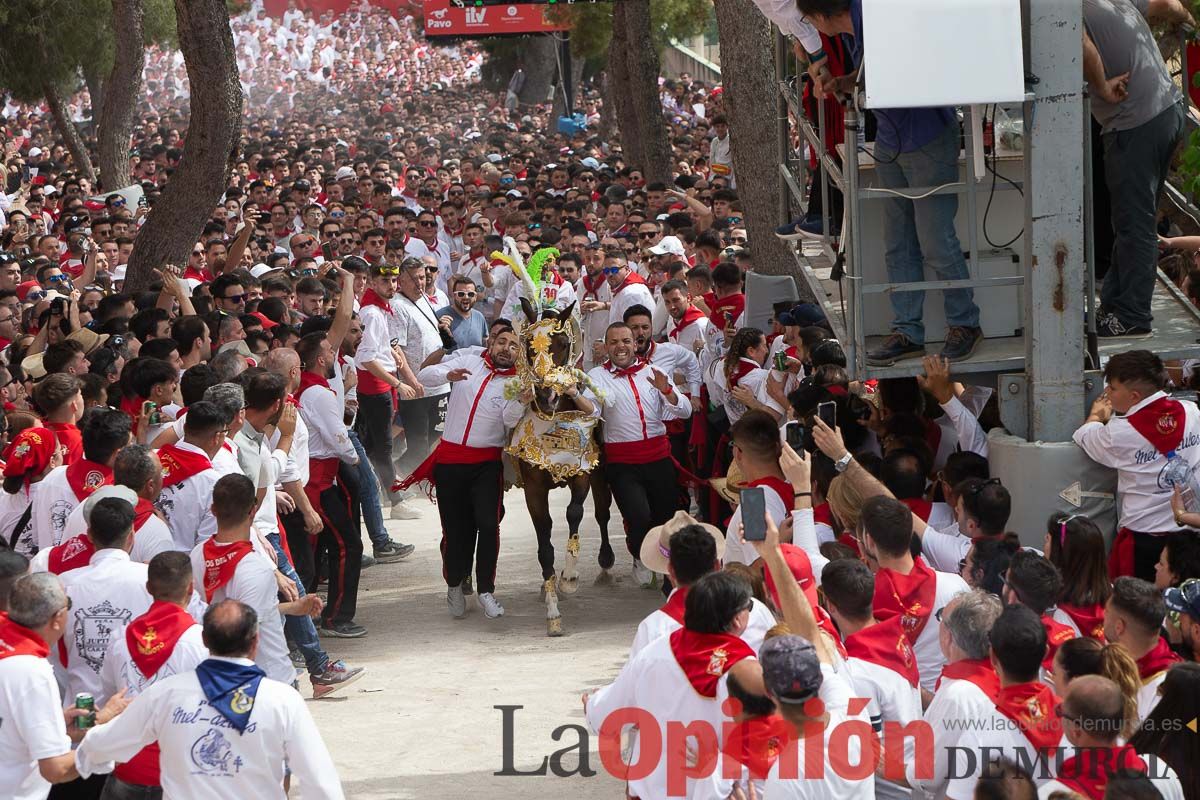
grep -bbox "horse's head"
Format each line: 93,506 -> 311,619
517,298 -> 579,413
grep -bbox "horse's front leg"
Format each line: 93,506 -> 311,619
559,475 -> 590,595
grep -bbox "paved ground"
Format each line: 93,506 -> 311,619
303,487 -> 656,799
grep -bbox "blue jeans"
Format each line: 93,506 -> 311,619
350,429 -> 388,548
266,531 -> 329,676
874,121 -> 980,345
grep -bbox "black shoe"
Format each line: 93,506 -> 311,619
939,326 -> 983,362
320,620 -> 367,638
1096,312 -> 1152,339
461,576 -> 474,596
373,540 -> 413,563
360,553 -> 376,570
866,333 -> 924,366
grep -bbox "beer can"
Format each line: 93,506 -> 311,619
75,693 -> 95,729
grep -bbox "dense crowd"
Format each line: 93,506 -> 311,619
0,1 -> 1198,800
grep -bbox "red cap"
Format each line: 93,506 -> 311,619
763,544 -> 820,610
250,312 -> 278,330
3,427 -> 57,479
16,281 -> 41,301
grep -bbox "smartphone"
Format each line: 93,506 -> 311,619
741,486 -> 768,542
817,400 -> 837,430
785,421 -> 806,454
322,241 -> 335,260
773,351 -> 789,372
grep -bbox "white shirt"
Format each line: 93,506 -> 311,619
394,294 -> 450,396
298,379 -> 357,464
502,277 -> 577,320
576,275 -> 614,371
645,340 -> 702,398
75,656 -> 345,800
1073,391 -> 1200,532
912,673 -> 1005,798
607,278 -> 655,328
667,310 -> 717,362
353,301 -> 400,380
912,569 -> 971,692
188,540 -> 293,685
59,499 -> 175,564
918,523 -> 974,575
0,486 -> 36,556
725,362 -> 769,425
1137,671 -> 1167,725
945,696 -> 1065,799
418,352 -> 525,448
844,655 -> 923,800
155,442 -> 220,550
100,620 -> 207,701
59,550 -> 157,706
1039,758 -> 1184,800
628,593 -> 777,659
724,481 -> 792,567
30,465 -> 84,551
761,664 -> 875,800
940,395 -> 989,458
0,649 -> 71,800
585,361 -> 692,445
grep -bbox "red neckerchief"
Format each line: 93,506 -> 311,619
1042,615 -> 1077,670
1136,637 -> 1181,682
46,421 -> 81,465
582,270 -> 606,298
661,587 -> 688,624
0,336 -> 12,351
483,353 -> 516,377
134,497 -> 157,532
709,292 -> 745,328
64,459 -> 112,502
360,288 -> 394,314
119,394 -> 145,431
1058,603 -> 1107,640
936,657 -> 1000,698
183,265 -> 213,283
611,271 -> 647,296
47,534 -> 95,574
604,358 -> 645,378
844,616 -> 920,688
126,600 -> 195,678
1058,745 -> 1147,800
0,612 -> 50,659
668,628 -> 755,698
729,357 -> 760,389
722,714 -> 795,780
993,681 -> 1063,752
201,538 -> 255,601
747,476 -> 793,511
668,306 -> 706,339
1124,394 -> 1187,455
158,443 -> 213,489
900,498 -> 932,522
873,557 -> 937,645
297,370 -> 331,401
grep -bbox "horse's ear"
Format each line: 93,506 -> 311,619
556,300 -> 576,321
519,296 -> 539,326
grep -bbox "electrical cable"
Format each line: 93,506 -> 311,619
981,103 -> 1024,249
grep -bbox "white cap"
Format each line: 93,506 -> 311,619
81,485 -> 139,524
505,189 -> 523,199
485,153 -> 503,164
648,235 -> 686,258
249,263 -> 274,279
581,157 -> 601,170
335,166 -> 355,181
28,147 -> 42,159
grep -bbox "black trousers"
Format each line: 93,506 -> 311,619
434,460 -> 504,594
396,393 -> 448,477
312,467 -> 364,625
282,508 -> 316,591
608,458 -> 680,559
355,390 -> 396,501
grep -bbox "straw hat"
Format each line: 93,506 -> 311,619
639,510 -> 725,575
709,460 -> 746,506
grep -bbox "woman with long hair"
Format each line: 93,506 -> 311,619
1128,663 -> 1200,800
721,327 -> 769,425
1050,636 -> 1141,739
1045,512 -> 1111,639
0,424 -> 60,555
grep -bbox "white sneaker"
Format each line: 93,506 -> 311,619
390,501 -> 423,520
633,559 -> 655,588
447,586 -> 466,619
478,592 -> 505,619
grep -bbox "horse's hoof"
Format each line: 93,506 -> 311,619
598,542 -> 615,571
559,574 -> 579,595
548,618 -> 564,637
594,569 -> 613,587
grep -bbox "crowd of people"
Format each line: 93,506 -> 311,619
0,0 -> 1197,799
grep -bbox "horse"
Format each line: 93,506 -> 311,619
507,297 -> 614,636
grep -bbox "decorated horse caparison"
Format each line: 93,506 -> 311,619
495,241 -> 613,636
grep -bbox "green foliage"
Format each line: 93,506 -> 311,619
0,0 -> 176,101
557,0 -> 712,60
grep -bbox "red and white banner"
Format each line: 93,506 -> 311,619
423,0 -> 568,36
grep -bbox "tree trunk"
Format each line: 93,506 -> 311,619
518,34 -> 557,108
712,0 -> 798,280
96,0 -> 145,191
597,69 -> 619,144
607,3 -> 642,169
621,0 -> 673,184
83,66 -> 105,130
44,82 -> 96,185
124,0 -> 242,294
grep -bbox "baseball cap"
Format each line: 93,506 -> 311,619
759,635 -> 823,704
249,263 -> 275,279
28,147 -> 42,159
762,544 -> 820,610
335,166 -> 355,181
1165,579 -> 1200,620
81,485 -> 139,523
581,157 -> 601,170
778,303 -> 826,328
648,235 -> 686,258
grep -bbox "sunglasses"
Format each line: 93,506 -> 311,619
731,237 -> 747,245
47,274 -> 70,284
294,239 -> 315,248
330,210 -> 346,219
192,250 -> 203,257
418,220 -> 438,227
454,291 -> 477,299
639,232 -> 657,240
222,294 -> 247,304
110,198 -> 126,207
339,237 -> 355,244
602,266 -> 622,275
448,190 -> 465,197
26,291 -> 45,301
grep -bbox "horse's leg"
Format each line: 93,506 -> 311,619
559,474 -> 589,594
520,463 -> 562,636
590,463 -> 615,584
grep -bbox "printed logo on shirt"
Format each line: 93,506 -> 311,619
190,728 -> 243,776
706,647 -> 730,677
50,500 -> 73,538
1158,413 -> 1179,436
74,599 -> 132,672
58,535 -> 89,563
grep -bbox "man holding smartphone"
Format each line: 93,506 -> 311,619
723,411 -> 796,565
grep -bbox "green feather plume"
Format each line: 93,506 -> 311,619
525,247 -> 560,294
